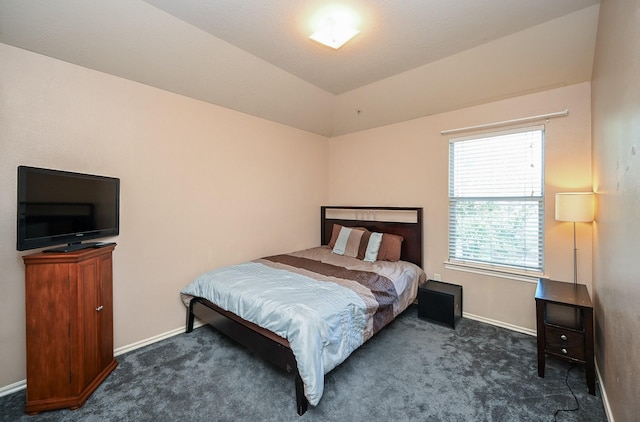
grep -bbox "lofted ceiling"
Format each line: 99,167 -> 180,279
0,0 -> 600,136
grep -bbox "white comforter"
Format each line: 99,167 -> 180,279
180,247 -> 423,406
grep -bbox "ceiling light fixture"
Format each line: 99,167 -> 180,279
309,7 -> 360,49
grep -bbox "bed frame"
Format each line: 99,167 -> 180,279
185,206 -> 423,415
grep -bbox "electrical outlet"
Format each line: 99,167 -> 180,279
434,273 -> 442,281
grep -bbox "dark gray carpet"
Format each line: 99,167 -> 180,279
1,305 -> 606,421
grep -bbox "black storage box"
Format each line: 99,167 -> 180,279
418,280 -> 463,329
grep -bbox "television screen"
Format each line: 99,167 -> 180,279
17,166 -> 120,252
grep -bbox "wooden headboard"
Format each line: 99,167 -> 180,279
321,206 -> 423,268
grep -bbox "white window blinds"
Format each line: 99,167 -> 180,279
448,126 -> 544,273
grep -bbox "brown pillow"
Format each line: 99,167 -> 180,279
377,233 -> 404,261
328,224 -> 343,248
356,229 -> 372,260
328,224 -> 372,255
344,228 -> 366,257
338,225 -> 371,259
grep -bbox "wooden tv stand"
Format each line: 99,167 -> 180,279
23,245 -> 117,414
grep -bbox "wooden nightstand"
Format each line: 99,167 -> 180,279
535,278 -> 595,395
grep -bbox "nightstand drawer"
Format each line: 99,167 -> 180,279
544,325 -> 585,361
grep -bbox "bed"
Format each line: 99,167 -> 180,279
181,206 -> 425,415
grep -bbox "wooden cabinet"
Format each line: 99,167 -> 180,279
23,245 -> 117,414
535,278 -> 595,395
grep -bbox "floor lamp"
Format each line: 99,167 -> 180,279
555,192 -> 595,286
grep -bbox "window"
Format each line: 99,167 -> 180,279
448,126 -> 544,276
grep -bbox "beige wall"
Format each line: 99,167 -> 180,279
0,40 -> 599,396
0,43 -> 328,389
329,82 -> 593,332
591,0 -> 640,420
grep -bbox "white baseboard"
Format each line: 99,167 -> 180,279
114,321 -> 203,356
0,321 -> 204,398
595,360 -> 614,422
462,311 -> 537,337
0,380 -> 26,398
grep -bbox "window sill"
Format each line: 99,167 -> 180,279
444,260 -> 545,283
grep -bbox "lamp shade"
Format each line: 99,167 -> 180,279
555,192 -> 595,222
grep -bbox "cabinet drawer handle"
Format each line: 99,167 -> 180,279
561,348 -> 568,354
560,334 -> 567,341
96,305 -> 104,312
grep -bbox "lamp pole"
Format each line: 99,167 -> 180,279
572,221 -> 578,286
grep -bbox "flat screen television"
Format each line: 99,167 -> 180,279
17,166 -> 120,252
